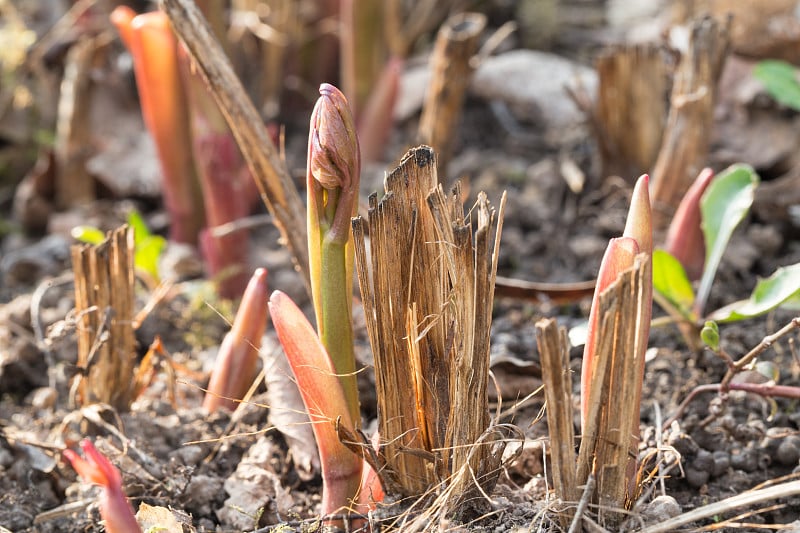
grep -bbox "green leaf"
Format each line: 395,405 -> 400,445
709,262 -> 800,322
753,60 -> 800,111
71,225 -> 105,245
134,235 -> 166,282
126,209 -> 166,281
695,164 -> 759,316
701,320 -> 719,351
127,209 -> 153,240
653,249 -> 695,316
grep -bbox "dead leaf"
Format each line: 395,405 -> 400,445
262,337 -> 320,481
135,502 -> 194,533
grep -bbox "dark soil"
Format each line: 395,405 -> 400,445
2,1 -> 800,532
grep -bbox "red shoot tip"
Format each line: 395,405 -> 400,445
64,439 -> 122,489
64,440 -> 141,533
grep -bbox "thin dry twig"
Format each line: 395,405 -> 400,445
30,273 -> 74,391
638,480 -> 800,533
494,276 -> 596,305
720,317 -> 800,390
569,473 -> 596,533
662,317 -> 800,429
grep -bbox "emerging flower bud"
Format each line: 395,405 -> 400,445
623,174 -> 653,257
305,83 -> 361,441
309,84 -> 359,192
581,174 -> 653,429
307,84 -> 361,244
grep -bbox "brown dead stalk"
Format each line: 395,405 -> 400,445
71,225 -> 137,411
594,43 -> 674,181
352,146 -> 510,515
651,15 -> 730,226
418,13 -> 486,182
535,318 -> 577,528
55,35 -> 101,208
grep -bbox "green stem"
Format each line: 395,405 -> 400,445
320,238 -> 360,427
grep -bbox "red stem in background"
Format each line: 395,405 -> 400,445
358,56 -> 402,164
180,45 -> 259,298
111,7 -> 204,245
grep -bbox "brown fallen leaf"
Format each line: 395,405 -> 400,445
262,339 -> 320,482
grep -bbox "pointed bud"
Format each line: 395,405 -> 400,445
579,175 -> 654,500
623,174 -> 653,256
203,268 -> 269,412
664,168 -> 714,281
310,84 -> 359,190
620,173 -> 653,436
307,84 -> 361,242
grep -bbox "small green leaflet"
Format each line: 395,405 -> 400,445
695,164 -> 759,316
653,249 -> 695,318
753,60 -> 800,111
709,262 -> 800,322
700,320 -> 719,351
71,225 -> 106,245
128,211 -> 166,283
70,210 -> 166,282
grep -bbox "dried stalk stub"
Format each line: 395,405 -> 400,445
650,15 -> 730,225
71,225 -> 137,411
352,146 -> 507,507
55,35 -> 99,209
594,43 -> 674,180
535,318 -> 577,526
418,13 -> 486,181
